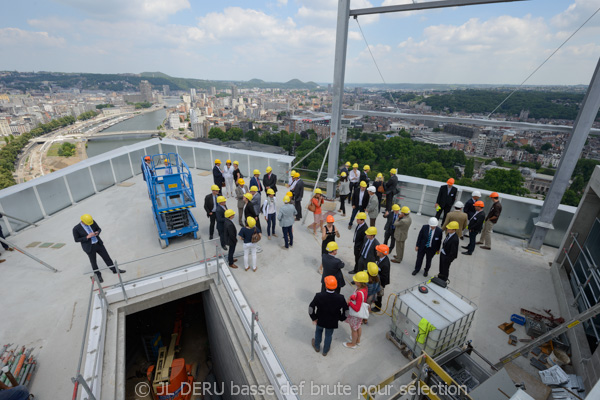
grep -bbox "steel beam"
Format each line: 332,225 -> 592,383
528,56 -> 600,250
327,0 -> 351,197
350,0 -> 526,16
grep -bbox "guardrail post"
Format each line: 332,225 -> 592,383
95,275 -> 108,304
114,260 -> 128,303
202,239 -> 208,276
250,311 -> 258,362
215,243 -> 221,285
417,184 -> 427,215
74,374 -> 97,400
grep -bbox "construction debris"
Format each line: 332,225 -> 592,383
498,322 -> 515,334
0,344 -> 37,389
508,335 -> 518,346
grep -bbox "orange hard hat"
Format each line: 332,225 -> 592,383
375,244 -> 389,255
474,200 -> 485,207
144,156 -> 151,161
490,192 -> 499,198
324,275 -> 338,290
447,178 -> 455,185
326,215 -> 334,223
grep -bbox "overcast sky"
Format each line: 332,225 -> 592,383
1,0 -> 599,85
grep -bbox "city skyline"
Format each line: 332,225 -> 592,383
1,0 -> 599,85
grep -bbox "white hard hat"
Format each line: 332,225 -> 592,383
454,201 -> 464,208
428,217 -> 438,226
472,191 -> 481,197
367,186 -> 376,192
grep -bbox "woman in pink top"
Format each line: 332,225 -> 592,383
344,272 -> 369,349
310,189 -> 325,235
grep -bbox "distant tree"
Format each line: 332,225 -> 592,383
562,189 -> 580,207
464,158 -> 474,179
521,144 -> 536,154
480,169 -> 528,196
540,142 -> 552,151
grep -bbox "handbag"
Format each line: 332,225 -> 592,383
377,185 -> 384,193
307,198 -> 316,212
431,276 -> 447,288
348,291 -> 370,319
251,228 -> 261,243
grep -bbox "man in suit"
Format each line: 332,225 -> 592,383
348,181 -> 370,229
263,166 -> 277,195
391,207 -> 412,264
321,242 -> 345,294
73,214 -> 125,283
223,209 -> 239,269
349,212 -> 368,274
340,161 -> 350,178
383,204 -> 400,252
213,159 -> 224,195
235,178 -> 249,226
462,201 -> 485,255
479,192 -> 502,250
366,186 -> 379,227
250,169 -> 264,194
355,226 -> 379,273
463,191 -> 481,220
442,201 -> 468,240
215,196 -> 228,250
435,178 -> 457,224
309,276 -> 349,356
384,168 -> 399,212
203,185 -> 220,240
439,221 -> 460,281
360,165 -> 370,186
348,163 -> 360,204
291,172 -> 304,220
413,217 -> 443,276
141,156 -> 154,181
374,244 -> 390,310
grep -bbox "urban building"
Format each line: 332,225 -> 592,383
139,80 -> 152,102
162,85 -> 170,96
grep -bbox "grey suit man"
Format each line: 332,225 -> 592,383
391,208 -> 412,263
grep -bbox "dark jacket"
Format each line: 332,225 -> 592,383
213,165 -> 224,186
351,188 -> 370,210
468,210 -> 485,234
216,205 -> 226,230
384,175 -> 399,195
464,198 -> 476,219
436,185 -> 458,209
204,193 -> 217,217
441,233 -> 459,262
353,223 -> 368,249
359,238 -> 380,263
292,179 -> 304,201
309,292 -> 348,329
376,256 -> 390,287
250,176 -> 263,193
73,222 -> 103,253
340,166 -> 348,176
486,201 -> 502,223
360,171 -> 369,185
384,211 -> 400,232
141,161 -> 155,182
233,168 -> 243,183
416,225 -> 443,253
263,173 -> 277,193
244,202 -> 258,221
322,254 -> 345,290
223,219 -> 237,246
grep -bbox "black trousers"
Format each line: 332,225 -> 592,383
353,246 -> 361,271
384,230 -> 396,251
339,195 -> 347,214
228,243 -> 236,265
294,200 -> 303,220
217,224 -> 226,248
438,253 -> 454,281
435,206 -> 451,225
208,213 -> 216,237
467,230 -> 479,254
86,242 -> 114,276
0,226 -> 8,250
415,247 -> 436,273
349,182 -> 359,203
385,193 -> 394,212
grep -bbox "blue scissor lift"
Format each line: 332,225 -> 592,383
142,153 -> 199,248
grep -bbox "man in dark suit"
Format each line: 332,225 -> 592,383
215,196 -> 228,250
263,167 -> 277,194
309,276 -> 349,356
462,201 -> 485,255
291,173 -> 304,220
383,204 -> 400,252
413,217 -> 443,276
349,212 -> 368,274
223,209 -> 239,269
340,162 -> 350,178
213,159 -> 224,195
355,226 -> 379,273
384,168 -> 399,212
321,242 -> 345,294
438,221 -> 460,281
348,181 -> 370,228
73,214 -> 125,283
374,244 -> 390,310
141,156 -> 154,182
360,165 -> 370,186
463,190 -> 481,220
435,178 -> 458,224
203,185 -> 220,240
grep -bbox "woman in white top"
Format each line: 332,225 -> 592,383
222,160 -> 236,198
262,188 -> 278,239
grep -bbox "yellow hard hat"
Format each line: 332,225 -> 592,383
217,196 -> 226,203
266,166 -> 272,173
352,163 -> 358,168
291,170 -> 296,175
211,184 -> 220,191
233,160 -> 239,165
345,162 -> 351,167
244,193 -> 253,201
367,262 -> 379,277
267,188 -> 275,195
293,172 -> 300,178
163,159 -> 169,164
353,271 -> 369,283
286,191 -> 293,197
283,196 -> 290,203
247,216 -> 256,228
377,173 -> 383,178
356,212 -> 367,220
250,185 -> 258,192
81,214 -> 93,225
215,159 -> 221,164
365,226 -> 377,236
326,242 -> 339,252
224,209 -> 235,218
253,169 -> 260,175
390,168 -> 397,174
401,206 -> 410,214
360,181 -> 367,188
392,204 -> 400,211
363,165 -> 370,170
340,172 -> 347,177
314,188 -> 322,194
237,178 -> 245,185
226,159 -> 231,164
446,221 -> 459,230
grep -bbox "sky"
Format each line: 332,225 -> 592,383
1,0 -> 599,85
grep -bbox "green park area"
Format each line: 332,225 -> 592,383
47,142 -> 77,157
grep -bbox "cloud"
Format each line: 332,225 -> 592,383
551,0 -> 600,29
0,27 -> 65,47
277,0 -> 288,5
54,0 -> 190,21
295,0 -> 379,26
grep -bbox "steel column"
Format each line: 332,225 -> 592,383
350,0 -> 525,16
528,56 -> 600,250
326,0 -> 351,197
